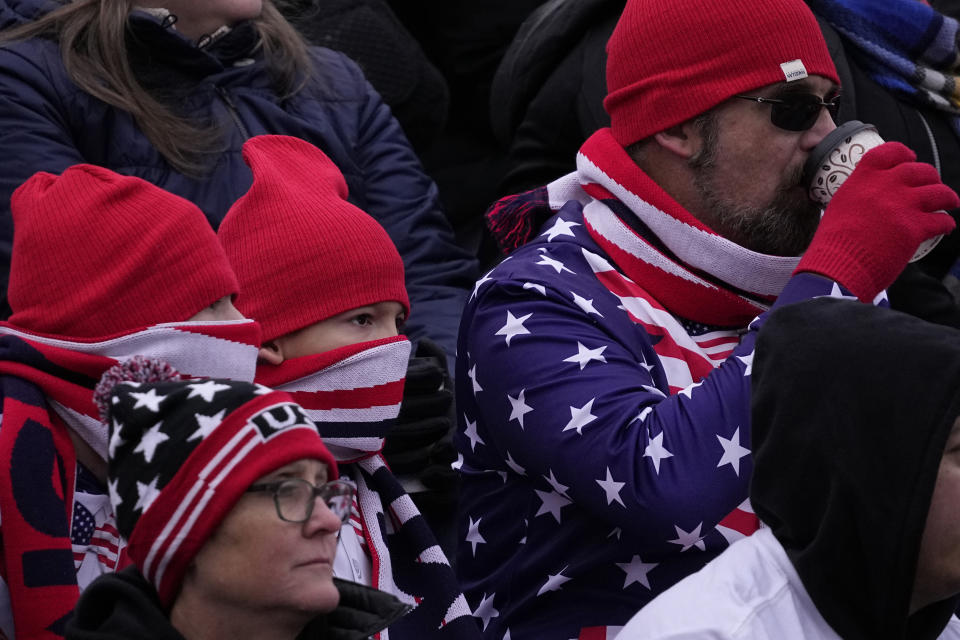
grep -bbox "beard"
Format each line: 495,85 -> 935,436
688,114 -> 823,257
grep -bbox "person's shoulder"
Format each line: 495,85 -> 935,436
301,45 -> 370,99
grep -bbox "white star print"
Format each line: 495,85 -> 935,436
495,311 -> 533,346
133,422 -> 169,463
451,453 -> 464,471
678,380 -> 703,400
643,432 -> 674,474
473,592 -> 499,631
536,566 -> 572,596
503,630 -> 511,640
497,471 -> 508,483
134,476 -> 161,513
187,380 -> 231,403
463,415 -> 485,452
541,217 -> 580,241
668,522 -> 706,552
535,254 -> 575,274
468,364 -> 483,395
129,388 -> 165,412
543,469 -> 570,498
717,427 -> 751,476
505,451 -> 526,476
636,406 -> 653,423
617,555 -> 658,590
641,384 -> 666,398
561,398 -> 597,435
465,516 -> 487,556
523,282 -> 547,296
188,409 -> 226,442
608,527 -> 622,540
563,342 -> 607,370
737,351 -> 753,376
253,383 -> 273,395
534,489 -> 571,523
108,421 -> 125,458
639,352 -> 656,374
507,389 -> 533,428
471,272 -> 494,301
107,477 -> 122,510
570,291 -> 603,316
596,467 -> 626,507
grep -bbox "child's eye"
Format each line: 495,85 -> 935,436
351,314 -> 373,327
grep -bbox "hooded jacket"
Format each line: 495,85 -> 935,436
751,298 -> 960,639
0,0 -> 477,355
66,567 -> 411,640
617,298 -> 960,639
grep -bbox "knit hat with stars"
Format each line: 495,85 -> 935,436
218,134 -> 409,343
604,0 -> 839,146
8,164 -> 238,337
95,356 -> 337,607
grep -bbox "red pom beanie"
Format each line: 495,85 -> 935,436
604,0 -> 840,146
8,165 -> 238,337
218,135 -> 409,343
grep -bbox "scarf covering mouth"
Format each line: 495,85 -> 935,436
0,319 -> 261,640
255,336 -> 479,638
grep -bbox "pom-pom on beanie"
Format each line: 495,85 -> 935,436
604,0 -> 839,146
8,165 -> 238,337
98,357 -> 338,607
218,135 -> 409,343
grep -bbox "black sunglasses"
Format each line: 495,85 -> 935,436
735,93 -> 840,132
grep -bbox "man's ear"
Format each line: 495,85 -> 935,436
258,340 -> 285,366
652,121 -> 703,160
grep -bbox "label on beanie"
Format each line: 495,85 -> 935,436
780,59 -> 809,82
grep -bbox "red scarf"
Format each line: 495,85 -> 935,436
0,320 -> 260,639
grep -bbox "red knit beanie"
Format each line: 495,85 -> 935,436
218,135 -> 409,343
604,0 -> 840,146
8,165 -> 238,337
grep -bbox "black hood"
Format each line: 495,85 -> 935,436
751,298 -> 960,640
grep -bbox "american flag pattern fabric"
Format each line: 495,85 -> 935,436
0,320 -> 261,640
261,337 -> 482,640
454,129 -> 879,639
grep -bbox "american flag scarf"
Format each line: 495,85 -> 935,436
808,0 -> 960,136
0,320 -> 260,640
256,336 -> 478,640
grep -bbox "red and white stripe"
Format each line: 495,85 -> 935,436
578,625 -> 624,639
715,499 -> 761,545
582,248 -> 740,393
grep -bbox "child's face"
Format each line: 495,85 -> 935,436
275,301 -> 406,360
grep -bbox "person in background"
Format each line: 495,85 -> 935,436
218,135 -> 481,639
0,165 -> 262,639
620,298 -> 960,640
0,0 -> 477,362
453,0 -> 957,636
66,357 -> 410,640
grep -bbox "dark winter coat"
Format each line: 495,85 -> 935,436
0,0 -> 477,357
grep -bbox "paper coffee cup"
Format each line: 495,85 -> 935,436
803,120 -> 941,262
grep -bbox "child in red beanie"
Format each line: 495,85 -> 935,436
0,165 -> 262,640
219,134 -> 480,640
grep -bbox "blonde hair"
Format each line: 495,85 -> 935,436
0,0 -> 312,175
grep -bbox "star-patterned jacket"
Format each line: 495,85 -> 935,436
453,129 -> 880,640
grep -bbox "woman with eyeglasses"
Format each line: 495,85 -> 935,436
65,358 -> 410,640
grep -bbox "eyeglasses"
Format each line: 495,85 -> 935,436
735,93 -> 840,132
246,478 -> 356,524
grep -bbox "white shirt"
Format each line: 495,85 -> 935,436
618,527 -> 960,640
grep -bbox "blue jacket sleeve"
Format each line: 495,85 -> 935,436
335,53 -> 479,366
456,269 -> 845,548
0,43 -> 89,311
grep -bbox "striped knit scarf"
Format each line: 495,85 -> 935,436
0,320 -> 260,640
808,0 -> 960,134
256,337 -> 477,640
488,128 -> 801,327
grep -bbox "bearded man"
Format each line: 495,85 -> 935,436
451,0 -> 958,638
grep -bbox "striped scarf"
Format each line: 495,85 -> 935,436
0,320 -> 260,640
256,337 -> 479,640
809,0 -> 960,134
